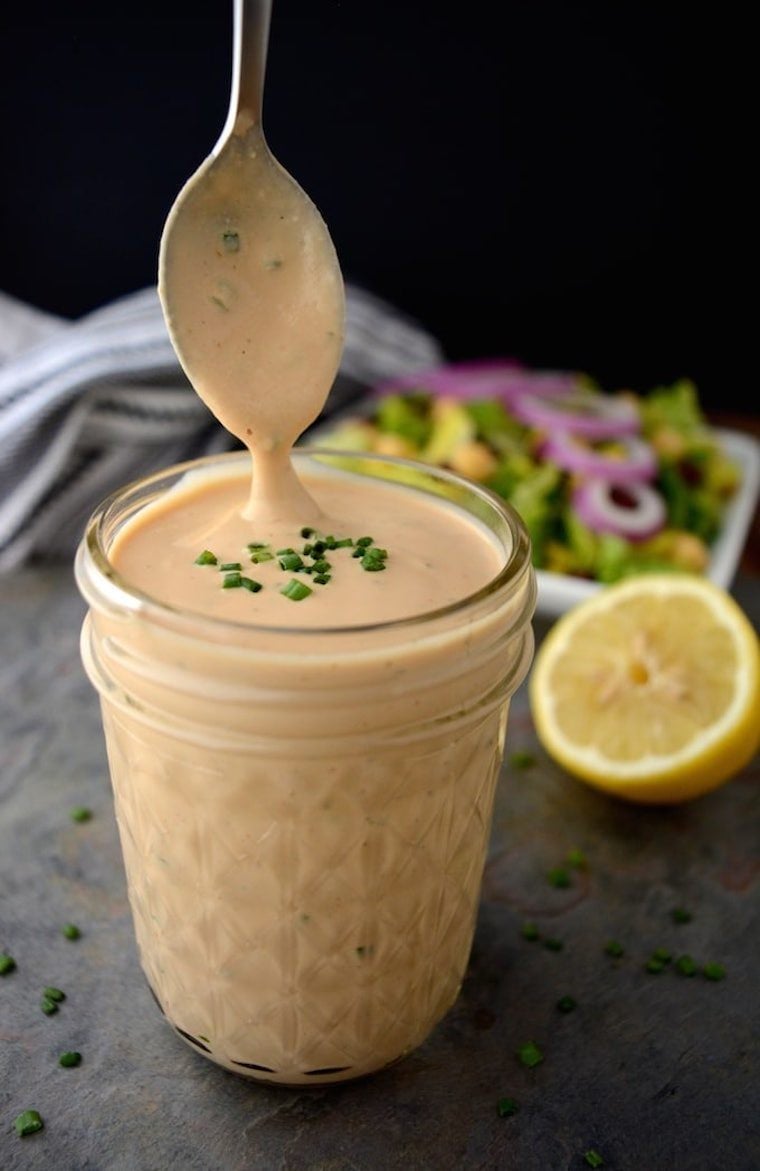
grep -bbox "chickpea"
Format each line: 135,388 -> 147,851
448,440 -> 499,482
372,432 -> 419,458
651,427 -> 687,459
670,532 -> 709,572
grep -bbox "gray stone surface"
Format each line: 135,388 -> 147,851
1,564 -> 758,1171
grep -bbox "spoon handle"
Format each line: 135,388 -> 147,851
218,0 -> 273,148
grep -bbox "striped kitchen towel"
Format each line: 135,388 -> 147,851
0,284 -> 443,572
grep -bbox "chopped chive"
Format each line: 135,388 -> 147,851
311,558 -> 331,574
566,848 -> 587,869
222,572 -> 243,589
281,579 -> 312,601
302,543 -> 313,556
556,995 -> 577,1013
312,540 -> 327,556
300,527 -> 315,538
219,561 -> 242,572
41,996 -> 59,1015
59,1050 -> 82,1068
675,954 -> 697,977
221,229 -> 240,252
547,867 -> 571,889
521,922 -> 540,941
544,938 -> 563,952
324,536 -> 337,549
240,576 -> 262,593
651,947 -> 672,964
333,537 -> 353,548
351,547 -> 364,558
703,962 -> 726,981
14,1110 -> 44,1137
43,987 -> 66,1002
645,957 -> 666,974
584,1152 -> 604,1168
276,547 -> 295,556
247,542 -> 269,550
516,1041 -> 543,1068
70,806 -> 92,823
279,553 -> 304,571
194,549 -> 218,566
313,574 -> 331,585
496,1097 -> 519,1118
361,555 -> 386,572
356,536 -> 374,547
509,750 -> 536,769
0,952 -> 16,975
604,940 -> 624,958
250,549 -> 274,564
672,907 -> 692,924
62,924 -> 81,941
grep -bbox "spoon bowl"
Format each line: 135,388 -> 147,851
158,0 -> 345,501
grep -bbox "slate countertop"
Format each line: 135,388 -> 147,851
1,565 -> 758,1171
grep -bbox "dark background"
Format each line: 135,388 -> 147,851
0,1 -> 735,409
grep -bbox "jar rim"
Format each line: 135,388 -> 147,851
77,447 -> 535,641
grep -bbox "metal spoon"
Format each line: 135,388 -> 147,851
158,0 -> 345,517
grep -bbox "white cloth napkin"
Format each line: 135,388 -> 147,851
0,285 -> 443,572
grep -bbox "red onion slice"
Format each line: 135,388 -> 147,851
541,433 -> 657,482
572,479 -> 667,541
510,389 -> 641,438
372,360 -> 579,406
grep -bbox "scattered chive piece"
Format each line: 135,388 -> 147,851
351,547 -> 364,558
311,558 -> 331,574
43,987 -> 66,1002
544,938 -> 563,952
219,561 -> 242,572
221,229 -> 240,252
645,958 -> 666,974
356,536 -> 374,547
361,554 -> 386,572
0,952 -> 16,975
604,940 -> 624,958
247,542 -> 268,550
278,552 -> 304,571
675,954 -> 697,977
14,1110 -> 44,1137
547,867 -> 571,889
516,1041 -> 544,1068
194,549 -> 217,566
556,995 -> 577,1013
333,537 -> 353,548
509,749 -> 536,769
651,947 -> 672,964
240,576 -> 262,593
566,848 -> 587,869
703,962 -> 726,981
312,540 -> 327,555
250,549 -> 274,564
41,996 -> 59,1015
497,1097 -> 520,1118
70,806 -> 92,823
276,547 -> 295,556
59,1051 -> 82,1068
222,572 -> 243,589
300,527 -> 315,538
62,924 -> 81,941
281,579 -> 312,601
584,1152 -> 604,1168
521,922 -> 540,941
313,574 -> 330,585
672,907 -> 692,924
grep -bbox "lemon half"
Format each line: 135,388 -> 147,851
529,575 -> 760,804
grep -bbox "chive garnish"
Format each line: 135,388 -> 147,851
604,940 -> 624,958
311,559 -> 331,574
14,1110 -> 44,1137
497,1097 -> 520,1117
62,924 -> 81,941
70,806 -> 92,823
222,572 -> 243,589
219,562 -> 242,572
675,954 -> 697,977
312,540 -> 327,555
59,1051 -> 82,1068
521,922 -> 540,941
250,549 -> 274,564
651,947 -> 672,964
566,848 -> 587,869
281,579 -> 312,601
333,537 -> 353,548
645,957 -> 666,974
300,527 -> 315,538
361,554 -> 386,572
279,552 -> 304,571
41,996 -> 59,1015
351,547 -> 364,558
240,576 -> 262,593
44,987 -> 66,1002
247,542 -> 268,550
194,550 -> 218,566
516,1041 -> 544,1068
276,548 -> 295,556
672,907 -> 692,924
0,952 -> 16,975
510,750 -> 536,769
313,574 -> 330,585
556,995 -> 577,1013
584,1151 -> 604,1168
547,867 -> 571,889
703,962 -> 726,981
356,536 -> 373,547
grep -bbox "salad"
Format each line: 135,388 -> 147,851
313,361 -> 743,584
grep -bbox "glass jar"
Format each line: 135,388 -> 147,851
75,449 -> 535,1085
